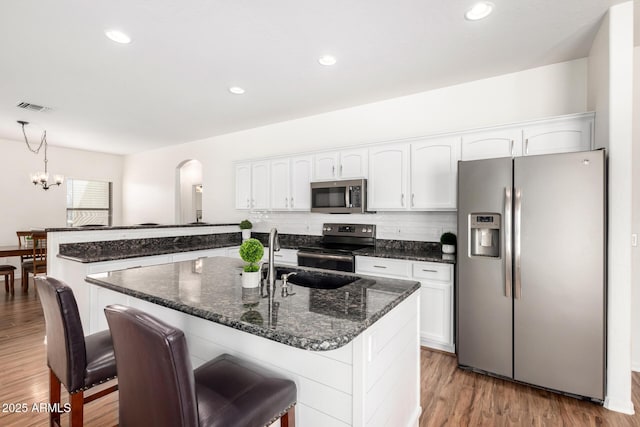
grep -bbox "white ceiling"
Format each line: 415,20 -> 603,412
0,0 -> 625,155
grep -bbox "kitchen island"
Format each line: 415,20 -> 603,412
86,257 -> 421,427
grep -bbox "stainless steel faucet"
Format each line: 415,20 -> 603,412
266,227 -> 280,297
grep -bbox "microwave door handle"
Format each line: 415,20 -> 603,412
345,186 -> 351,208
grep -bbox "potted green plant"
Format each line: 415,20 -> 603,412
239,219 -> 252,241
239,238 -> 264,288
440,232 -> 457,254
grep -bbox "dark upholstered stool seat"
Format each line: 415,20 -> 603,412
35,277 -> 118,426
0,265 -> 16,294
104,305 -> 297,427
194,354 -> 297,427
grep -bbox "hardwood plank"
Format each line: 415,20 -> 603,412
0,281 -> 638,426
419,348 -> 640,427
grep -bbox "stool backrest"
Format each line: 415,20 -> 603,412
35,277 -> 88,392
104,305 -> 199,427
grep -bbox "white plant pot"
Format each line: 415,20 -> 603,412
241,229 -> 251,240
241,270 -> 261,288
442,244 -> 456,254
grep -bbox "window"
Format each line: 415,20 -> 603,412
66,179 -> 113,227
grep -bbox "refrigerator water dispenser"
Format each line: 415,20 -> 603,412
469,213 -> 500,258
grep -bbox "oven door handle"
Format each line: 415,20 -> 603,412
297,252 -> 354,262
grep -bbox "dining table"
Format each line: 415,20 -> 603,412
0,245 -> 33,258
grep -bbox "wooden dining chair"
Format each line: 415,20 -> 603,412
21,231 -> 47,291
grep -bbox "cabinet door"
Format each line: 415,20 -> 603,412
270,158 -> 290,210
411,137 -> 460,210
339,148 -> 368,179
313,152 -> 339,181
235,162 -> 252,210
251,161 -> 270,209
290,155 -> 312,210
461,127 -> 522,160
368,143 -> 409,210
419,281 -> 453,348
523,116 -> 593,156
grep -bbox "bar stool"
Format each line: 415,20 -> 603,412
104,304 -> 297,427
35,277 -> 118,427
0,265 -> 16,294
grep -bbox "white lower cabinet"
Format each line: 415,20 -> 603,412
356,255 -> 454,352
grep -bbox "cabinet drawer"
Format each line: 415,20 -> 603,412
412,262 -> 452,282
356,256 -> 411,278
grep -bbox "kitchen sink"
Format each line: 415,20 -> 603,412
263,266 -> 359,290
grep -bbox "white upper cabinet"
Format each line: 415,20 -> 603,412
270,156 -> 312,211
235,160 -> 271,210
411,136 -> 460,210
522,115 -> 593,156
270,158 -> 291,210
461,113 -> 594,161
368,143 -> 410,210
461,127 -> 522,161
251,161 -> 270,210
289,156 -> 312,210
313,148 -> 368,181
235,162 -> 252,210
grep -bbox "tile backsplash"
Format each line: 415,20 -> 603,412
245,211 -> 456,242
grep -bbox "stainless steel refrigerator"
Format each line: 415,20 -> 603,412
457,149 -> 606,401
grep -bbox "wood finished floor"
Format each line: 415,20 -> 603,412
1,284 -> 639,426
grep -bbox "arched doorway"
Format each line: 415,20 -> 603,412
175,159 -> 203,224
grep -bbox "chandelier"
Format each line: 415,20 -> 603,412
18,120 -> 64,190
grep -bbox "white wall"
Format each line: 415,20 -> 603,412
632,46 -> 640,371
588,1 -> 635,414
123,58 -> 588,230
0,137 -> 123,271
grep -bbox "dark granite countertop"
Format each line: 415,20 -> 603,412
354,239 -> 456,264
85,257 -> 420,351
58,233 -> 241,263
47,223 -> 239,232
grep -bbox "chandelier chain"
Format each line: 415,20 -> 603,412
20,121 -> 46,154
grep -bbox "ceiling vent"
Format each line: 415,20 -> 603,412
16,102 -> 50,112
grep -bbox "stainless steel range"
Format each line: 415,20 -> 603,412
297,223 -> 376,272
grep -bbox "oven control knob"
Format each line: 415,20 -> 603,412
361,227 -> 367,232
325,227 -> 332,232
367,228 -> 373,233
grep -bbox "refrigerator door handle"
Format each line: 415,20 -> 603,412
504,187 -> 512,298
514,188 -> 522,298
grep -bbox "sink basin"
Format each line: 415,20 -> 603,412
263,266 -> 358,290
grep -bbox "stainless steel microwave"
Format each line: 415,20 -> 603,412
310,179 -> 367,214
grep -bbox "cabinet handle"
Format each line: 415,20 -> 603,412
373,265 -> 387,269
422,269 -> 437,273
332,165 -> 335,176
525,139 -> 529,155
275,254 -> 283,258
285,197 -> 288,208
246,198 -> 250,208
340,164 -> 343,175
411,193 -> 415,207
401,193 -> 405,207
510,140 -> 514,157
291,197 -> 294,208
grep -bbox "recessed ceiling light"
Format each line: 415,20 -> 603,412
318,55 -> 337,66
229,86 -> 245,95
105,30 -> 131,44
465,2 -> 494,21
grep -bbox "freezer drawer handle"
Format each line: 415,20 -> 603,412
373,265 -> 387,269
504,187 -> 513,298
422,269 -> 437,273
514,188 -> 522,299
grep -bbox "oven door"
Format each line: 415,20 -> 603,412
297,251 -> 355,272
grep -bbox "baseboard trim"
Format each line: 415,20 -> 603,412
604,397 -> 635,414
632,362 -> 640,373
420,337 -> 454,353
